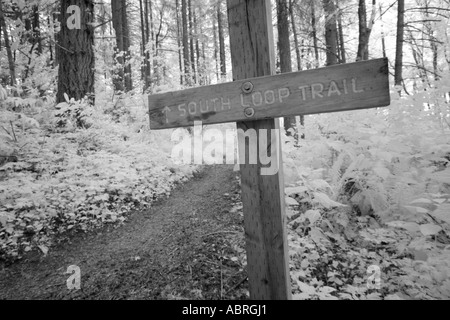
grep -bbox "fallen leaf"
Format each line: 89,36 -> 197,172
419,224 -> 442,237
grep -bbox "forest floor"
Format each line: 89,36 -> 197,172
1,163 -> 450,300
0,165 -> 249,300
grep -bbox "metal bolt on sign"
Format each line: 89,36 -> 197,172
242,81 -> 254,94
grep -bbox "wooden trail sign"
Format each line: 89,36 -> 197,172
148,0 -> 391,300
149,58 -> 390,130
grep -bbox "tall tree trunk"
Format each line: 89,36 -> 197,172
139,0 -> 146,85
311,2 -> 320,68
379,2 -> 386,58
0,0 -> 17,87
24,5 -> 41,54
322,0 -> 338,66
176,0 -> 183,85
48,15 -> 54,66
289,0 -> 301,71
217,0 -> 226,79
182,0 -> 191,85
111,0 -> 133,93
32,5 -> 42,54
289,0 -> 304,139
121,0 -> 133,92
357,0 -> 376,61
189,0 -> 197,84
57,0 -> 95,104
145,0 -> 152,90
357,0 -> 368,61
337,0 -> 346,63
424,2 -> 439,81
213,17 -> 220,82
395,0 -> 404,88
111,0 -> 125,92
194,7 -> 201,85
277,0 -> 296,138
188,0 -> 197,84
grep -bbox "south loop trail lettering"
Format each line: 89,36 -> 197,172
149,58 -> 390,130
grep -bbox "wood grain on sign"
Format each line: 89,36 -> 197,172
228,0 -> 291,300
149,58 -> 390,129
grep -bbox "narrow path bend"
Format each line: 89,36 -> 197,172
0,165 -> 248,300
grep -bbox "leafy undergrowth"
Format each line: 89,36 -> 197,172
0,97 -> 197,261
224,193 -> 450,300
287,207 -> 450,300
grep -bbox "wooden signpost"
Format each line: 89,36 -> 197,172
149,0 -> 390,300
149,58 -> 389,130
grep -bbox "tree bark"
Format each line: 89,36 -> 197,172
311,2 -> 320,68
379,2 -> 386,58
111,0 -> 133,93
121,0 -> 133,92
395,0 -> 404,88
56,0 -> 95,104
218,0 -> 226,79
357,0 -> 368,61
337,0 -> 346,63
111,0 -> 125,92
139,0 -> 146,85
213,17 -> 220,82
322,0 -> 338,66
424,2 -> 439,81
0,0 -> 17,87
277,0 -> 296,138
194,6 -> 201,85
357,0 -> 376,61
176,0 -> 183,85
182,0 -> 191,85
145,0 -> 152,90
289,0 -> 301,71
188,0 -> 197,84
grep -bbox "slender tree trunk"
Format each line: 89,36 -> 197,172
322,0 -> 338,66
176,0 -> 183,85
111,0 -> 133,92
48,15 -> 54,66
56,0 -> 95,104
424,2 -> 439,81
111,0 -> 125,92
395,0 -> 404,88
311,2 -> 320,68
218,0 -> 226,79
188,0 -> 196,84
24,5 -> 41,54
122,0 -> 133,91
289,0 -> 301,71
194,7 -> 201,85
189,0 -> 197,84
182,0 -> 191,85
139,0 -> 146,84
379,3 -> 386,58
213,18 -> 220,82
202,38 -> 207,84
145,0 -> 152,90
357,0 -> 368,61
0,1 -> 16,87
32,5 -> 42,54
337,0 -> 346,63
357,0 -> 376,61
277,0 -> 296,138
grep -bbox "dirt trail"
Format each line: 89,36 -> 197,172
0,165 -> 248,300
